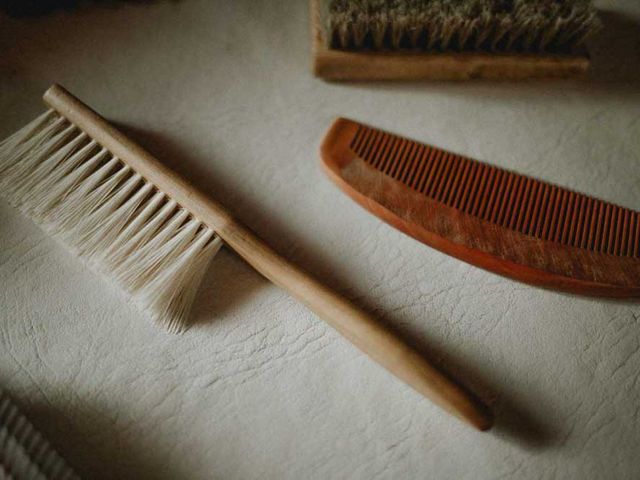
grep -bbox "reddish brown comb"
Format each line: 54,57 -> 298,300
321,118 -> 640,298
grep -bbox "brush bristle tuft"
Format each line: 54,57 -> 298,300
0,111 -> 222,333
321,0 -> 601,53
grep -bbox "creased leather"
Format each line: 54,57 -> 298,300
0,0 -> 639,478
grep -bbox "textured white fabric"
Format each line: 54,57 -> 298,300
0,0 -> 638,479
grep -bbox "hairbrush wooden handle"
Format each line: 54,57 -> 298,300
43,84 -> 493,431
221,223 -> 493,431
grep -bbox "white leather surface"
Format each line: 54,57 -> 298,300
0,1 -> 639,478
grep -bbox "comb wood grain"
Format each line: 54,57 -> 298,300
311,0 -> 590,81
321,118 -> 640,297
42,85 -> 492,431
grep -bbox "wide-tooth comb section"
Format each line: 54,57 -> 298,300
0,111 -> 224,332
350,124 -> 639,258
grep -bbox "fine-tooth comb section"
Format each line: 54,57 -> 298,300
0,110 -> 223,332
349,124 -> 639,258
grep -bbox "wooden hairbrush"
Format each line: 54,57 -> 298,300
0,85 -> 492,431
321,118 -> 640,297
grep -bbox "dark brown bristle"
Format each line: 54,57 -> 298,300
352,124 -> 639,258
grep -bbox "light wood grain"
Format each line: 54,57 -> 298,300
310,0 -> 589,81
43,84 -> 493,431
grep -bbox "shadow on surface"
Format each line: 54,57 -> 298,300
115,122 -> 559,449
114,122 -> 272,328
190,247 -> 268,327
6,392 -> 189,480
371,309 -> 558,450
0,0 -> 173,18
587,10 -> 640,91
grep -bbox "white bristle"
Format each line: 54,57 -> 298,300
0,111 -> 222,333
0,390 -> 79,480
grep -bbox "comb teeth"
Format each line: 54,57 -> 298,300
350,125 -> 640,258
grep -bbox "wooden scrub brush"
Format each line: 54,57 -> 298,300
0,85 -> 492,431
312,0 -> 601,80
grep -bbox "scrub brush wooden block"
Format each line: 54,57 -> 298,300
0,85 -> 493,431
312,0 -> 601,80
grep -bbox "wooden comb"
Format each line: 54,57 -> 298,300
321,118 -> 640,298
310,0 -> 592,81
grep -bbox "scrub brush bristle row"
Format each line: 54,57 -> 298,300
322,0 -> 601,53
